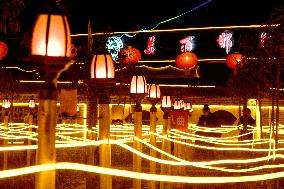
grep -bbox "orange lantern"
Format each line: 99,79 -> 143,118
118,46 -> 141,64
175,52 -> 198,69
0,41 -> 8,60
226,52 -> 243,69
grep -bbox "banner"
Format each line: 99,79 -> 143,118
59,89 -> 78,116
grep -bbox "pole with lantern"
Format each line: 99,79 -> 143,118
89,51 -> 115,189
160,95 -> 172,189
2,97 -> 11,169
28,2 -> 73,188
146,84 -> 161,189
130,75 -> 148,189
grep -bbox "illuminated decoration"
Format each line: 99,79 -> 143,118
90,54 -> 115,79
130,76 -> 147,94
260,32 -> 269,47
161,96 -> 172,108
217,32 -> 233,54
225,52 -> 243,69
144,36 -> 156,55
180,36 -> 195,52
175,52 -> 198,69
71,24 -> 280,37
0,41 -> 8,60
2,98 -> 11,109
106,36 -> 124,61
173,100 -> 183,110
31,14 -> 71,57
118,46 -> 141,64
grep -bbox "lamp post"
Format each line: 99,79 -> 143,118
2,97 -> 11,170
160,96 -> 172,189
146,84 -> 161,189
29,8 -> 72,189
130,75 -> 147,189
89,53 -> 115,189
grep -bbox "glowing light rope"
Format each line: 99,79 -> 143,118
2,162 -> 284,183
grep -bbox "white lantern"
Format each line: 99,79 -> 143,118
147,84 -> 161,99
31,14 -> 71,57
90,54 -> 115,79
161,96 -> 171,108
130,76 -> 147,94
2,98 -> 11,109
29,99 -> 36,108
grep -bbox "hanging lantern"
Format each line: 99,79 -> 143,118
161,96 -> 171,108
118,46 -> 141,65
175,52 -> 198,69
90,54 -> 115,79
29,99 -> 36,108
2,98 -> 11,109
226,52 -> 243,69
130,75 -> 147,94
31,14 -> 71,58
0,41 -> 8,60
147,84 -> 161,99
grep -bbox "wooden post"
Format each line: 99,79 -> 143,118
99,103 -> 112,189
35,88 -> 57,189
26,114 -> 33,166
149,105 -> 157,189
3,115 -> 9,169
133,104 -> 142,189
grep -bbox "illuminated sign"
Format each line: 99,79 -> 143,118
144,36 -> 156,55
217,32 -> 233,54
260,32 -> 268,47
180,36 -> 195,52
105,36 -> 124,61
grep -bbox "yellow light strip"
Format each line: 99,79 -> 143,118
3,67 -> 36,73
1,162 -> 284,183
70,24 -> 280,36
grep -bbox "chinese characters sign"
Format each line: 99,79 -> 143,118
217,32 -> 233,54
170,109 -> 189,131
180,36 -> 195,52
144,36 -> 156,55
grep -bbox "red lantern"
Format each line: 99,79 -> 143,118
0,41 -> 8,60
226,53 -> 243,69
118,46 -> 141,64
175,52 -> 198,69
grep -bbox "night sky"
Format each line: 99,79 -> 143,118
20,0 -> 282,34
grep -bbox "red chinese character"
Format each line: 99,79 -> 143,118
260,32 -> 268,47
217,32 -> 233,54
180,36 -> 194,52
144,36 -> 156,55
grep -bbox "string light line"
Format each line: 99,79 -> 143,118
2,162 -> 284,183
155,133 -> 283,152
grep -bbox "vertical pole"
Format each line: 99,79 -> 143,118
149,105 -> 157,189
133,103 -> 142,189
166,115 -> 172,189
35,87 -> 57,189
3,114 -> 9,169
26,114 -> 33,166
255,101 -> 261,140
99,101 -> 112,189
160,111 -> 168,189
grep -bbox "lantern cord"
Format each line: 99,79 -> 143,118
121,0 -> 213,39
